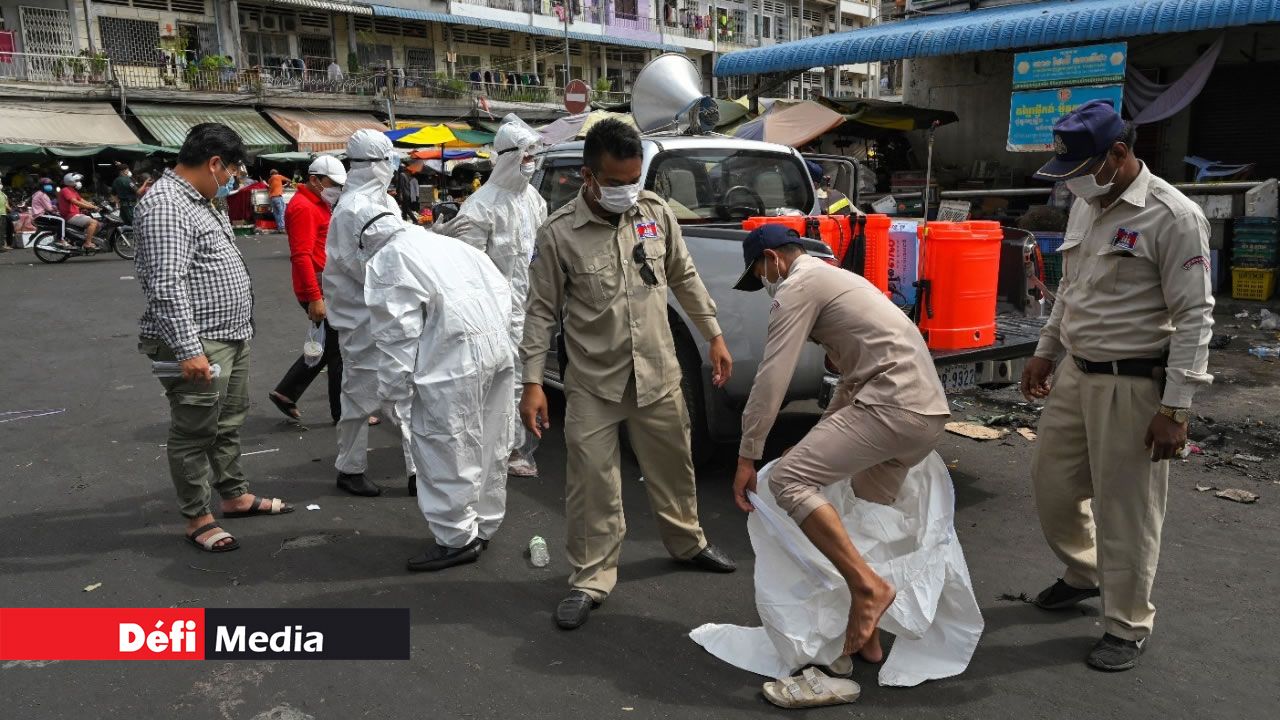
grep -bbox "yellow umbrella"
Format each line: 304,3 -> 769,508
393,124 -> 458,146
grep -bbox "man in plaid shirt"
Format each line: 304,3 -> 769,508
135,123 -> 294,553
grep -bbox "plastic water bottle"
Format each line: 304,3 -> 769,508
1248,346 -> 1280,359
529,536 -> 550,568
151,361 -> 223,378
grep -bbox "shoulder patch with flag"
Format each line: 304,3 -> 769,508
1111,227 -> 1141,252
634,219 -> 659,239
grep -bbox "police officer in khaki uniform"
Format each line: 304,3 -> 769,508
1022,100 -> 1214,672
520,119 -> 737,630
729,224 -> 951,664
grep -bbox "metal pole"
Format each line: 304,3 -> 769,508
82,0 -> 96,54
385,59 -> 396,128
564,3 -> 572,88
710,1 -> 718,97
922,120 -> 939,229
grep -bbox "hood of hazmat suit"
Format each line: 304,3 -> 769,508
322,128 -> 415,479
434,115 -> 548,459
690,453 -> 984,688
358,206 -> 517,549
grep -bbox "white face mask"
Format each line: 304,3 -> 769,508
595,180 -> 642,214
74,181 -> 83,190
321,186 -> 342,208
761,255 -> 784,298
520,161 -> 537,180
1065,160 -> 1119,201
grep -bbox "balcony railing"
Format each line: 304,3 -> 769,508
610,12 -> 653,32
0,52 -> 114,86
1,54 -> 622,108
661,21 -> 711,41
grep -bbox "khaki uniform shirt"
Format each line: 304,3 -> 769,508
739,255 -> 950,460
1035,164 -> 1215,408
520,190 -> 722,407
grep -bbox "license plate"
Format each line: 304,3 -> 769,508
938,364 -> 977,394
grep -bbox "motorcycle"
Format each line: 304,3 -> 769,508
31,202 -> 134,263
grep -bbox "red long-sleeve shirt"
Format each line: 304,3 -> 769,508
286,184 -> 331,303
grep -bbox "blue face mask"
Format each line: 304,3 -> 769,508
215,175 -> 236,199
391,154 -> 402,171
43,185 -> 54,193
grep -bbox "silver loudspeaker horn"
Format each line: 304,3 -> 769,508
631,53 -> 720,135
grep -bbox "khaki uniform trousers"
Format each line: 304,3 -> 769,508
769,401 -> 947,525
1033,360 -> 1169,642
564,375 -> 707,602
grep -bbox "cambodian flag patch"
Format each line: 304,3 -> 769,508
635,220 -> 659,239
1111,227 -> 1140,252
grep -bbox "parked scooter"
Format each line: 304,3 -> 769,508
31,202 -> 134,263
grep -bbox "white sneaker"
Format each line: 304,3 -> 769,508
508,457 -> 538,477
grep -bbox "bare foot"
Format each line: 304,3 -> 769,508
857,628 -> 885,663
843,578 -> 896,656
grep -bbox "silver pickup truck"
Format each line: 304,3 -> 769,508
533,134 -> 1044,463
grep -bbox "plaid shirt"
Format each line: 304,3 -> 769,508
134,169 -> 254,360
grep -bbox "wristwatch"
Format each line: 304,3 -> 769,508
1158,405 -> 1190,424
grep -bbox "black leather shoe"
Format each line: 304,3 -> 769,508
1087,633 -> 1146,671
1034,578 -> 1100,610
686,544 -> 737,573
406,538 -> 483,572
337,472 -> 381,497
407,474 -> 417,497
555,590 -> 598,630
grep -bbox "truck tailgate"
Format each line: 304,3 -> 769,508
931,315 -> 1047,366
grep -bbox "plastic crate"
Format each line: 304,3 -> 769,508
1034,232 -> 1065,255
1043,253 -> 1064,288
1231,266 -> 1276,301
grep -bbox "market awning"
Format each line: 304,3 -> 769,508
818,97 -> 959,133
733,100 -> 845,147
0,102 -> 142,147
370,4 -> 684,53
715,0 -> 1280,76
265,110 -> 386,153
131,105 -> 292,152
265,0 -> 372,15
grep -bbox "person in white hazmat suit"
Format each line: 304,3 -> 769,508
355,206 -> 516,572
436,114 -> 548,477
322,129 -> 417,497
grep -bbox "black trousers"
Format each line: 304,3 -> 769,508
273,311 -> 343,424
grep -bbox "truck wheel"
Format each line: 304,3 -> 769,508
673,327 -> 714,469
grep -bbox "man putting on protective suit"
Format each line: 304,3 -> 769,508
355,207 -> 516,571
730,225 -> 952,688
435,114 -> 548,478
323,129 -> 416,497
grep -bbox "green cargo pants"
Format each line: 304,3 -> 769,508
141,337 -> 252,518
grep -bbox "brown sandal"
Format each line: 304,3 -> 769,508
223,496 -> 294,518
187,522 -> 239,553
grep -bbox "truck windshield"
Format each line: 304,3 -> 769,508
646,149 -> 813,223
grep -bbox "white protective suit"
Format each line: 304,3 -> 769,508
322,129 -> 416,479
690,453 -> 984,688
358,209 -> 517,548
436,114 -> 547,461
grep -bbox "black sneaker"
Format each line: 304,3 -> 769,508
336,471 -> 381,497
1034,578 -> 1100,610
555,590 -> 599,630
406,538 -> 483,572
1087,633 -> 1146,671
407,474 -> 417,497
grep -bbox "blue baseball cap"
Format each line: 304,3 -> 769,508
734,224 -> 803,292
1034,99 -> 1126,181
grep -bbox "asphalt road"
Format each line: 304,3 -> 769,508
1,237 -> 1277,720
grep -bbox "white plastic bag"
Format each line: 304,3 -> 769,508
690,451 -> 983,687
302,323 -> 325,368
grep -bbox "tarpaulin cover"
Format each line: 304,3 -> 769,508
266,110 -> 386,153
733,101 -> 845,148
690,452 -> 983,687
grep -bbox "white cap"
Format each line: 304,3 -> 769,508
307,155 -> 347,185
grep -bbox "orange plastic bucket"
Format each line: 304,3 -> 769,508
916,220 -> 1001,350
862,214 -> 891,297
